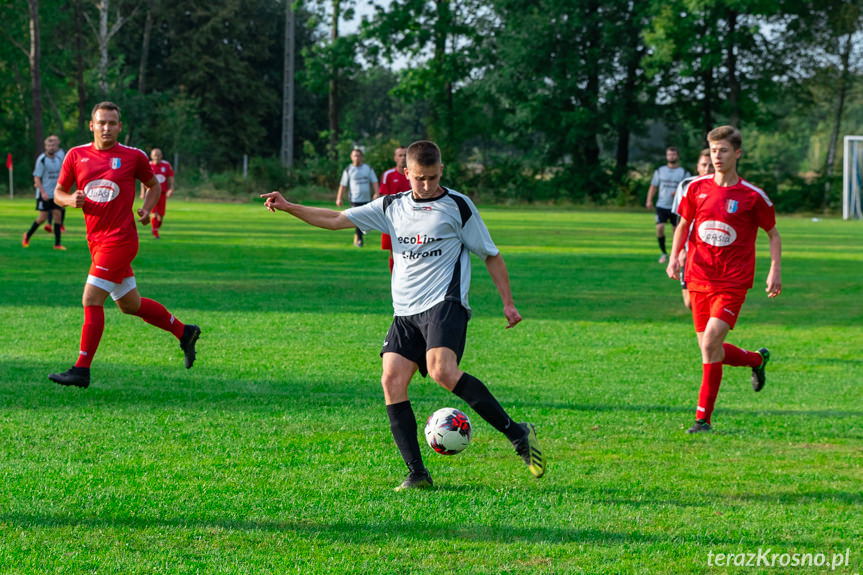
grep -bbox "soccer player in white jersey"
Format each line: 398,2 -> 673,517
262,140 -> 546,490
336,148 -> 378,247
647,146 -> 691,263
671,149 -> 714,310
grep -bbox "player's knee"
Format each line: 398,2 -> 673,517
380,374 -> 409,402
427,365 -> 459,390
116,299 -> 140,315
700,336 -> 723,360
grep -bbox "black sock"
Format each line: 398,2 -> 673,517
26,221 -> 40,241
53,223 -> 61,246
658,236 -> 667,254
452,373 -> 524,442
386,401 -> 424,473
60,208 -> 66,225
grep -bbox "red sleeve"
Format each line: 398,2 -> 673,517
678,181 -> 696,222
755,194 -> 776,231
136,151 -> 156,183
165,162 -> 174,178
57,149 -> 76,190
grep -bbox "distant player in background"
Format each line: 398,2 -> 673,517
336,148 -> 378,247
262,140 -> 546,490
23,134 -> 66,250
647,146 -> 690,263
373,146 -> 411,272
43,135 -> 68,232
140,148 -> 174,239
48,102 -> 200,389
672,149 -> 714,309
667,126 -> 782,433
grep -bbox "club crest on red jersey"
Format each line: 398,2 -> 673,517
111,158 -> 121,169
726,199 -> 738,213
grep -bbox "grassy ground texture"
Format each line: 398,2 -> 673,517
1,198 -> 861,574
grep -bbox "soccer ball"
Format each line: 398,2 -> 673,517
424,407 -> 472,455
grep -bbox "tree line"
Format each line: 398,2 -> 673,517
1,0 -> 861,210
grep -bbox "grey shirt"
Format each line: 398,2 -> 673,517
339,163 -> 378,203
345,188 -> 499,316
33,150 -> 65,199
651,165 -> 691,209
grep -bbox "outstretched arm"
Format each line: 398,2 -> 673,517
484,253 -> 522,329
262,191 -> 355,230
765,227 -> 782,298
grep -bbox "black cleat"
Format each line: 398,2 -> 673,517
511,422 -> 546,478
48,366 -> 90,388
686,419 -> 712,434
751,347 -> 770,392
394,468 -> 433,492
180,324 -> 201,369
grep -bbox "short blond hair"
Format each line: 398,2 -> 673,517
707,125 -> 742,150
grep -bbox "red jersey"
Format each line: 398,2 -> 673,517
379,167 -> 411,196
678,175 -> 776,292
58,143 -> 155,245
151,160 -> 174,192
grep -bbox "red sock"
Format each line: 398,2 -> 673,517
722,343 -> 762,367
74,306 -> 105,368
134,297 -> 185,339
696,362 -> 723,423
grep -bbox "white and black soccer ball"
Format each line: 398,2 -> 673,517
424,407 -> 472,455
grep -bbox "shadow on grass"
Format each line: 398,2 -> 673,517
3,361 -> 860,425
0,511 -> 824,548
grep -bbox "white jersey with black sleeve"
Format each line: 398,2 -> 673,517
344,188 -> 499,317
672,174 -> 713,216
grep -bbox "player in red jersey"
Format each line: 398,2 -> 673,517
373,146 -> 412,272
140,148 -> 174,239
48,102 -> 200,388
666,125 -> 782,433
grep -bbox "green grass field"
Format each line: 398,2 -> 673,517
1,198 -> 861,574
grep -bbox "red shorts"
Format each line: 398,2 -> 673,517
381,233 -> 392,250
88,239 -> 138,283
690,289 -> 747,332
152,192 -> 167,218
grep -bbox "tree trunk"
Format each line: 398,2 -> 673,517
75,0 -> 87,133
615,31 -> 642,175
725,9 -> 740,127
328,0 -> 340,160
138,1 -> 154,94
98,0 -> 109,95
432,0 -> 453,158
581,0 -> 601,181
823,31 -> 854,211
281,1 -> 295,168
28,0 -> 44,159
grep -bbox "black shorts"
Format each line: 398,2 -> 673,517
655,207 -> 678,225
36,197 -> 58,211
680,260 -> 687,289
381,300 -> 468,377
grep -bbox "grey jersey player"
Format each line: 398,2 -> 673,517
261,140 -> 546,491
